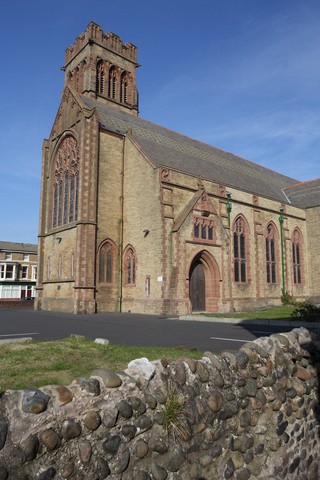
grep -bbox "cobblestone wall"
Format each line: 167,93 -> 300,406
0,327 -> 319,479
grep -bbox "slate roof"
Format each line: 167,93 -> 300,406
0,241 -> 38,254
81,97 -> 318,208
284,179 -> 320,208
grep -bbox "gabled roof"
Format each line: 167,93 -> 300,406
0,241 -> 38,254
80,96 -> 314,206
284,179 -> 320,208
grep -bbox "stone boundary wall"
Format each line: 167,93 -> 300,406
0,327 -> 319,479
0,300 -> 34,309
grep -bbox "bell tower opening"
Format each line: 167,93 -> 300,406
63,22 -> 139,116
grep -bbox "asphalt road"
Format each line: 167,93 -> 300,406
0,308 -> 304,353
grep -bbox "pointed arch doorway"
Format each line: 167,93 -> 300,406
189,251 -> 220,313
189,261 -> 206,311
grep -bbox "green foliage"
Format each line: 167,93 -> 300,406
290,301 -> 320,322
162,386 -> 190,441
281,291 -> 295,305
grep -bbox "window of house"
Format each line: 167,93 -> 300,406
32,266 -> 37,281
233,216 -> 247,283
99,241 -> 117,284
96,60 -> 105,94
292,229 -> 302,284
23,254 -> 29,261
2,264 -> 15,280
124,246 -> 136,285
22,266 -> 28,279
52,136 -> 80,228
193,216 -> 215,243
5,253 -> 12,261
266,223 -> 277,283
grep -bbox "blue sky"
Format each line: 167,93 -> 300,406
1,0 -> 319,244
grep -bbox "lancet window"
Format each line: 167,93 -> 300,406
265,223 -> 277,284
233,216 -> 247,283
292,229 -> 302,284
124,246 -> 136,285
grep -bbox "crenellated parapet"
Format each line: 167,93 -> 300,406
65,22 -> 138,66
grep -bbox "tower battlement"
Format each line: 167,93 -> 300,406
65,22 -> 138,66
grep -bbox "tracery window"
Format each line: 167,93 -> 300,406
265,223 -> 277,284
193,216 -> 215,242
120,72 -> 128,103
124,246 -> 136,285
52,136 -> 80,228
233,216 -> 247,283
292,229 -> 302,284
96,60 -> 105,94
99,240 -> 117,284
108,66 -> 117,100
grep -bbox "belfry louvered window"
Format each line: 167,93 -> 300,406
96,60 -> 105,94
52,136 -> 80,228
120,72 -> 128,103
108,66 -> 117,100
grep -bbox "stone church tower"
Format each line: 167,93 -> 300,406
36,22 -> 320,315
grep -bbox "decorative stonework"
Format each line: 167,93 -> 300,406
160,168 -> 170,182
0,328 -> 319,479
219,185 -> 226,196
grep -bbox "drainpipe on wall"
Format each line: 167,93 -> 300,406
118,135 -> 126,312
279,207 -> 286,297
226,192 -> 232,227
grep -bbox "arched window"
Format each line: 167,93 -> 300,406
233,216 -> 247,283
108,66 -> 117,100
120,72 -> 128,103
292,229 -> 302,284
52,136 -> 80,228
96,60 -> 104,94
265,223 -> 277,283
98,240 -> 117,284
124,246 -> 136,285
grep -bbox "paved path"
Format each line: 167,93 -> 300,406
0,308 -> 317,353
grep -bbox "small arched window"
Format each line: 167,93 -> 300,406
96,60 -> 105,94
124,246 -> 136,285
265,223 -> 277,283
99,240 -> 117,284
52,136 -> 80,228
292,229 -> 302,284
108,66 -> 117,100
233,216 -> 247,283
120,72 -> 128,103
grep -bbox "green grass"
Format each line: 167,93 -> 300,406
205,305 -> 296,320
0,337 -> 201,391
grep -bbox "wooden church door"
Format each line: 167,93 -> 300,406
189,260 -> 205,312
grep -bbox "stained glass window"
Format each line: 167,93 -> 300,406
52,136 -> 80,228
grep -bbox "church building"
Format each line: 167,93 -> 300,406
36,22 -> 320,315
